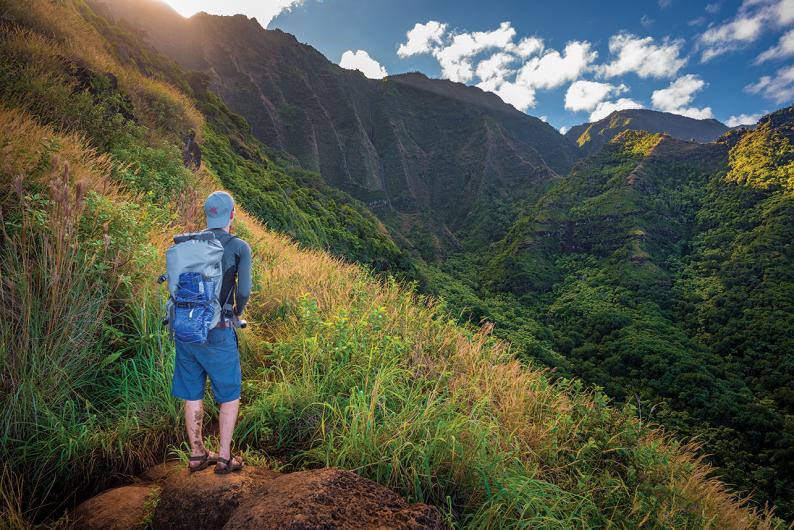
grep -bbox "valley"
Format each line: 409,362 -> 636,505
1,0 -> 793,527
97,2 -> 794,517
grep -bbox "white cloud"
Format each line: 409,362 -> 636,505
396,20 -> 592,111
756,29 -> 794,62
163,0 -> 304,27
698,0 -> 794,62
475,52 -> 516,91
651,74 -> 704,109
659,0 -> 673,8
492,82 -> 537,111
705,2 -> 722,14
651,74 -> 714,119
433,22 -> 517,82
673,106 -> 715,119
598,33 -> 686,78
641,15 -> 655,28
725,112 -> 763,126
590,98 -> 644,121
397,21 -> 447,58
513,36 -> 544,57
559,125 -> 570,134
339,50 -> 388,79
746,64 -> 794,103
778,0 -> 794,24
564,80 -> 628,112
699,14 -> 764,61
515,41 -> 597,90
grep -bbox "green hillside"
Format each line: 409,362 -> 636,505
475,118 -> 794,518
565,108 -> 730,158
89,0 -> 578,260
0,1 -> 784,529
81,2 -> 416,276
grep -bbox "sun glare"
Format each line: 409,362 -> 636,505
158,1 -> 294,27
161,0 -> 200,18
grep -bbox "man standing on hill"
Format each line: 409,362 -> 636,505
171,191 -> 252,474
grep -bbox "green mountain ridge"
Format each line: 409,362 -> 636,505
91,0 -> 577,260
92,0 -> 794,518
79,0 -> 416,275
6,2 -> 787,528
566,108 -> 731,157
478,117 -> 794,517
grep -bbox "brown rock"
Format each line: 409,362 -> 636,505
73,484 -> 159,530
76,465 -> 442,530
151,466 -> 279,530
224,468 -> 444,530
139,460 -> 182,482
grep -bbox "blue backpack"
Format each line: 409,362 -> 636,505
162,231 -> 227,344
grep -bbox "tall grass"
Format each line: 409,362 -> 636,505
235,281 -> 780,528
0,0 -> 786,527
0,108 -> 183,524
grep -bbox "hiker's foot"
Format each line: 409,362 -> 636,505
188,450 -> 218,473
214,454 -> 243,474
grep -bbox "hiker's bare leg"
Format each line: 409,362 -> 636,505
184,399 -> 214,464
218,398 -> 241,466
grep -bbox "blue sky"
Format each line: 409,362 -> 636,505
164,0 -> 794,131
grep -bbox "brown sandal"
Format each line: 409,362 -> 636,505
214,454 -> 243,474
188,452 -> 217,473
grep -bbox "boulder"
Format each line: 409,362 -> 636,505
151,466 -> 278,530
73,484 -> 159,530
74,463 -> 444,530
222,468 -> 443,530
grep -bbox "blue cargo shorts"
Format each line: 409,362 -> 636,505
172,326 -> 241,403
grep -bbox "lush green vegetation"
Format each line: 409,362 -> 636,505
197,89 -> 415,275
565,108 -> 729,157
0,1 -> 782,529
439,121 -> 794,520
84,3 -> 416,276
85,4 -> 794,519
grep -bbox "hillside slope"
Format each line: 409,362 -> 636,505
481,121 -> 794,517
566,108 -> 730,157
90,0 -> 577,259
0,0 -> 782,528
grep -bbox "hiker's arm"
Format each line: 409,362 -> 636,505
234,241 -> 252,316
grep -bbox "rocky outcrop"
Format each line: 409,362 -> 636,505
182,130 -> 201,170
72,484 -> 160,530
73,463 -> 444,530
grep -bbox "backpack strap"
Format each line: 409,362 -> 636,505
213,231 -> 239,325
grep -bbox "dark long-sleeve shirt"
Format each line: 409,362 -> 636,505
209,228 -> 252,316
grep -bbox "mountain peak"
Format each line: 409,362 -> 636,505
566,108 -> 729,157
387,72 -> 527,118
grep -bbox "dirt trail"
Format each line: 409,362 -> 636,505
73,462 -> 444,529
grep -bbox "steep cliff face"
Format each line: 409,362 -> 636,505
486,130 -> 730,293
566,108 -> 730,158
93,0 -> 577,257
483,109 -> 794,515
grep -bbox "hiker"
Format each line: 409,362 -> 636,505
168,191 -> 252,474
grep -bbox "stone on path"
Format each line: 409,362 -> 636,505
74,463 -> 444,530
